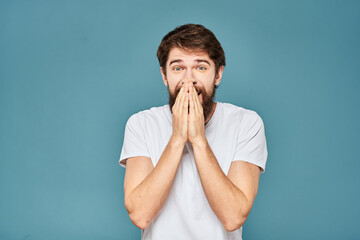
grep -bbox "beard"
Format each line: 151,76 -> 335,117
168,84 -> 216,122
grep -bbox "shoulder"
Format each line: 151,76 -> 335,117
126,104 -> 171,126
217,102 -> 263,124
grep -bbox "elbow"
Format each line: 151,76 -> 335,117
223,200 -> 253,232
128,211 -> 151,230
223,214 -> 248,232
125,198 -> 151,230
223,218 -> 246,232
223,217 -> 246,232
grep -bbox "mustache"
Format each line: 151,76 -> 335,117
174,85 -> 202,95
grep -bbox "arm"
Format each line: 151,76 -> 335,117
188,83 -> 261,231
192,141 -> 260,232
123,83 -> 189,229
124,136 -> 185,229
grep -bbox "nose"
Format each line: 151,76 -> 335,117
181,69 -> 196,85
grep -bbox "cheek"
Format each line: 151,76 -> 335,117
195,71 -> 216,84
201,83 -> 215,100
167,75 -> 184,91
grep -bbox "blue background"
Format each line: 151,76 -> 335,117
1,0 -> 359,239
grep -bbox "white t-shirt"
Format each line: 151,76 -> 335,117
119,102 -> 268,240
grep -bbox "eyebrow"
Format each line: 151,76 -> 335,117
169,59 -> 211,66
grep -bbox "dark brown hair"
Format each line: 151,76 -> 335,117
157,24 -> 226,76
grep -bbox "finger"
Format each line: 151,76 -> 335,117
178,83 -> 187,112
184,91 -> 189,117
173,84 -> 185,110
180,84 -> 188,115
192,85 -> 200,114
189,88 -> 195,116
193,87 -> 201,117
188,82 -> 195,113
194,86 -> 204,114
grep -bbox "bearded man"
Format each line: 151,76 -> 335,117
119,24 -> 268,240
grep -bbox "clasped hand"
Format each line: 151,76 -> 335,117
171,81 -> 206,146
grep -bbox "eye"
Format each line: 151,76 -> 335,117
172,66 -> 183,71
197,66 -> 207,71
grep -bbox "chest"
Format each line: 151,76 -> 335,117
143,118 -> 239,175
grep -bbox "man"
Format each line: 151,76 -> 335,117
119,24 -> 268,240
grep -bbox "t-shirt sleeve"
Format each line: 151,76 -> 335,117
233,111 -> 268,173
118,113 -> 150,168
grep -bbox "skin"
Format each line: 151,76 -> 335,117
124,47 -> 261,231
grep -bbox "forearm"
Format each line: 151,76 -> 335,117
126,136 -> 185,229
192,140 -> 250,231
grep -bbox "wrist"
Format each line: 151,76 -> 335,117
170,134 -> 187,147
189,136 -> 208,149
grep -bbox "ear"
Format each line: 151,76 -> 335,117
161,67 -> 168,87
214,65 -> 224,86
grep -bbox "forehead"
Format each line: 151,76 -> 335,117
167,47 -> 213,64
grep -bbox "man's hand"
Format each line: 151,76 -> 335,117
171,80 -> 207,145
188,82 -> 206,145
171,83 -> 188,145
